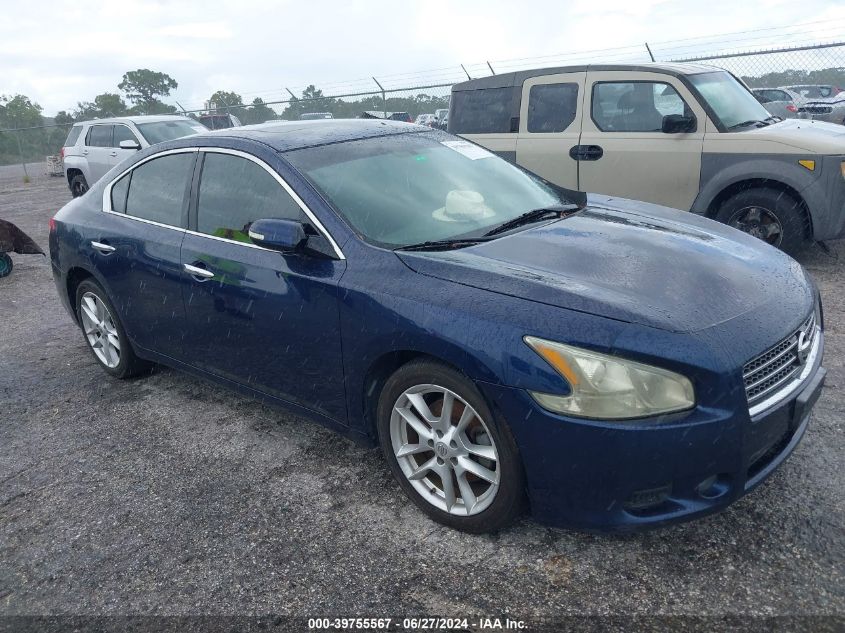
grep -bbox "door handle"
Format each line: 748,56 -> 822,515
568,145 -> 604,161
184,263 -> 215,281
109,151 -> 117,157
90,240 -> 115,254
82,149 -> 89,155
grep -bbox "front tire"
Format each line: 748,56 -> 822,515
75,279 -> 152,378
70,173 -> 88,198
377,359 -> 525,533
715,188 -> 808,255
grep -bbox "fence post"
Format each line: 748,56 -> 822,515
461,64 -> 472,80
14,128 -> 29,180
645,42 -> 656,62
487,61 -> 496,75
372,77 -> 386,117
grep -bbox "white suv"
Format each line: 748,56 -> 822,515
62,115 -> 207,197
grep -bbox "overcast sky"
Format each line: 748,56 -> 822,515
2,0 -> 845,116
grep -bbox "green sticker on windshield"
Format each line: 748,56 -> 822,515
414,155 -> 427,161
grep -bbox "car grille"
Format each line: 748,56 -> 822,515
743,311 -> 817,408
800,105 -> 833,114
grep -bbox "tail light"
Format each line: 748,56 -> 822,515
787,104 -> 798,113
49,217 -> 57,233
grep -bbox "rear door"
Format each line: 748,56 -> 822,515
577,71 -> 706,210
515,72 -> 585,190
95,149 -> 196,359
84,125 -> 115,183
179,149 -> 348,422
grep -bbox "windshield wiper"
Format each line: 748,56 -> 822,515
395,237 -> 495,252
728,119 -> 768,130
482,204 -> 580,237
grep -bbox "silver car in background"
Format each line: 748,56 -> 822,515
798,94 -> 845,125
752,87 -> 802,119
62,115 -> 208,196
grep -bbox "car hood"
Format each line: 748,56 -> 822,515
396,197 -> 813,333
753,118 -> 845,153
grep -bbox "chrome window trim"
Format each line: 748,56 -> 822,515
101,146 -> 345,260
748,326 -> 822,418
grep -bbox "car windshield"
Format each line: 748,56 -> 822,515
688,71 -> 772,130
136,120 -> 207,144
286,131 -> 570,247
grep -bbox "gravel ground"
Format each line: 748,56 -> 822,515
0,173 -> 843,627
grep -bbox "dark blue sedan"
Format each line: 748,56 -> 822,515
49,120 -> 826,533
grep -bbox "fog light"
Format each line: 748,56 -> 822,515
625,485 -> 671,510
696,475 -> 718,496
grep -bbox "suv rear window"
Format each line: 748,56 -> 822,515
450,87 -> 515,134
135,120 -> 206,144
64,126 -> 82,147
527,83 -> 579,133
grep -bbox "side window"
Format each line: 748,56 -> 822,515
110,172 -> 130,213
86,125 -> 113,147
527,83 -> 579,133
113,125 -> 139,147
196,153 -> 305,240
592,82 -> 691,132
775,91 -> 791,102
125,153 -> 194,226
64,126 -> 82,147
450,87 -> 515,134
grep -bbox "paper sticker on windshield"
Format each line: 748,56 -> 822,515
440,140 -> 494,160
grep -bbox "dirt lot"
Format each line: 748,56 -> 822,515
1,172 -> 843,626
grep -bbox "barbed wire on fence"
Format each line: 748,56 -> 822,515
2,38 -> 844,171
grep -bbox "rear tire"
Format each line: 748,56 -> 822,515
70,173 -> 88,198
0,253 -> 12,278
377,359 -> 525,533
75,279 -> 153,379
715,188 -> 808,255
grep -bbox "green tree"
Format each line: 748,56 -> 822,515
54,111 -> 75,125
74,92 -> 128,120
281,85 -> 336,120
118,69 -> 178,113
0,94 -> 46,165
208,90 -> 243,110
242,97 -> 276,124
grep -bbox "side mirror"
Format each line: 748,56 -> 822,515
248,218 -> 307,252
119,139 -> 141,150
662,114 -> 696,134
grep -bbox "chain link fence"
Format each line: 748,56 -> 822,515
1,41 -> 844,178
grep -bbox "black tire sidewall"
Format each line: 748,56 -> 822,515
377,359 -> 525,533
715,188 -> 807,255
0,253 -> 12,278
70,175 -> 88,198
75,279 -> 139,378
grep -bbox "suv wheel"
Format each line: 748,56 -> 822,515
377,359 -> 525,533
715,188 -> 807,255
70,174 -> 88,198
75,279 -> 152,378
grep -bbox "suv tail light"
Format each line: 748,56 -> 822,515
787,104 -> 798,113
59,147 -> 65,159
49,217 -> 57,233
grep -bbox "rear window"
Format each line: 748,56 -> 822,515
64,126 -> 82,147
449,87 -> 515,134
527,83 -> 579,133
86,125 -> 113,147
125,153 -> 194,226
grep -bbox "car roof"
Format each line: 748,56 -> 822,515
192,119 -> 428,152
452,62 -> 722,91
73,114 -> 195,126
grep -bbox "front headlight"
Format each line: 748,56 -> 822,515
524,336 -> 695,420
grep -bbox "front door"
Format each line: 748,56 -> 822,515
515,71 -> 585,190
180,149 -> 348,422
577,72 -> 706,210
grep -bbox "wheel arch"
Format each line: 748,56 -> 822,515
65,266 -> 96,323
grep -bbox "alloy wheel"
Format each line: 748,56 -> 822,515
80,292 -> 121,368
729,205 -> 784,246
390,384 -> 500,516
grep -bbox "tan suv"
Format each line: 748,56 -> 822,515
449,63 -> 845,253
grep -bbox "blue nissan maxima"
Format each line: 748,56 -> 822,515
49,120 -> 826,533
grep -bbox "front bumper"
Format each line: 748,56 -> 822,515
477,334 -> 825,532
